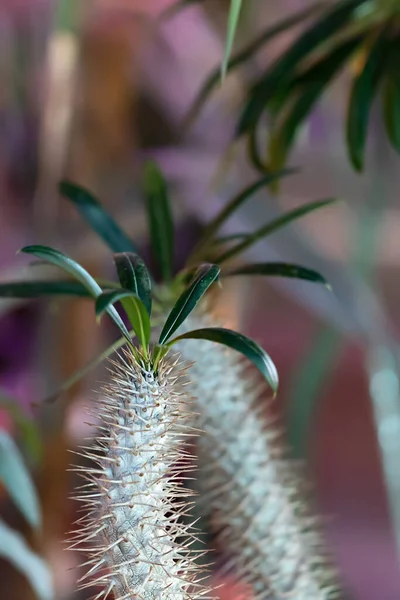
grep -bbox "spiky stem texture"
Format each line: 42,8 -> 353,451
69,350 -> 210,600
175,309 -> 339,600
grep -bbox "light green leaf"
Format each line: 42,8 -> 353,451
0,431 -> 40,528
0,390 -> 41,463
96,290 -> 150,349
0,519 -> 53,600
159,264 -> 220,344
222,0 -> 243,81
168,327 -> 278,393
19,246 -> 132,346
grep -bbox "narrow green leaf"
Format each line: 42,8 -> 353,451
96,290 -> 150,349
159,264 -> 220,344
0,519 -> 53,600
222,0 -> 243,81
190,169 -> 296,262
59,180 -> 138,253
213,233 -> 249,245
214,198 -> 337,264
237,0 -> 367,135
19,246 -> 132,345
144,161 -> 174,281
347,29 -> 389,171
269,34 -> 364,169
0,390 -> 41,463
185,3 -> 323,126
168,327 -> 278,393
224,262 -> 329,286
114,253 -> 152,316
0,431 -> 40,528
382,38 -> 400,154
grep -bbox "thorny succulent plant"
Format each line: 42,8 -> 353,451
3,162 -> 340,599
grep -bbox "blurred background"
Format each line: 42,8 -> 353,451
1,0 -> 400,599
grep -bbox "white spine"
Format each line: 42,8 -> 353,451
176,311 -> 339,600
69,350 -> 210,600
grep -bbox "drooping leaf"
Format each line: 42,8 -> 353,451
221,0 -> 243,81
0,519 -> 53,600
224,262 -> 329,286
214,198 -> 337,264
268,34 -> 364,169
168,327 -> 278,393
346,28 -> 389,171
96,290 -> 150,349
0,431 -> 40,528
59,180 -> 138,253
236,0 -> 367,136
382,38 -> 400,154
185,3 -> 324,125
114,253 -> 152,316
190,169 -> 296,262
159,264 -> 220,344
143,161 -> 174,281
0,390 -> 42,463
19,246 -> 132,345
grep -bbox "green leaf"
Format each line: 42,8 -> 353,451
159,264 -> 220,344
347,29 -> 389,171
0,431 -> 40,528
0,519 -> 53,600
185,3 -> 323,125
114,253 -> 152,316
0,280 -> 91,298
224,262 -> 329,286
382,38 -> 400,154
190,169 -> 296,262
143,161 -> 174,281
237,0 -> 367,136
214,198 -> 337,264
19,246 -> 132,345
168,327 -> 278,393
0,390 -> 42,463
268,34 -> 364,169
96,290 -> 150,349
222,0 -> 243,81
59,180 -> 138,253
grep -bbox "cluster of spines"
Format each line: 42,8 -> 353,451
176,309 -> 340,600
68,349 -> 212,600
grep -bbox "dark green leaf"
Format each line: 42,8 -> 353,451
144,161 -> 174,281
0,431 -> 40,529
19,246 -> 132,345
159,264 -> 220,344
96,290 -> 150,349
224,262 -> 329,286
237,0 -> 367,136
0,280 -> 91,298
59,180 -> 138,253
0,519 -> 53,600
347,29 -> 389,171
269,34 -> 364,169
222,0 -> 243,80
190,169 -> 296,262
382,38 -> 400,154
168,327 -> 278,393
185,3 -> 323,126
114,253 -> 152,316
214,198 -> 337,264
